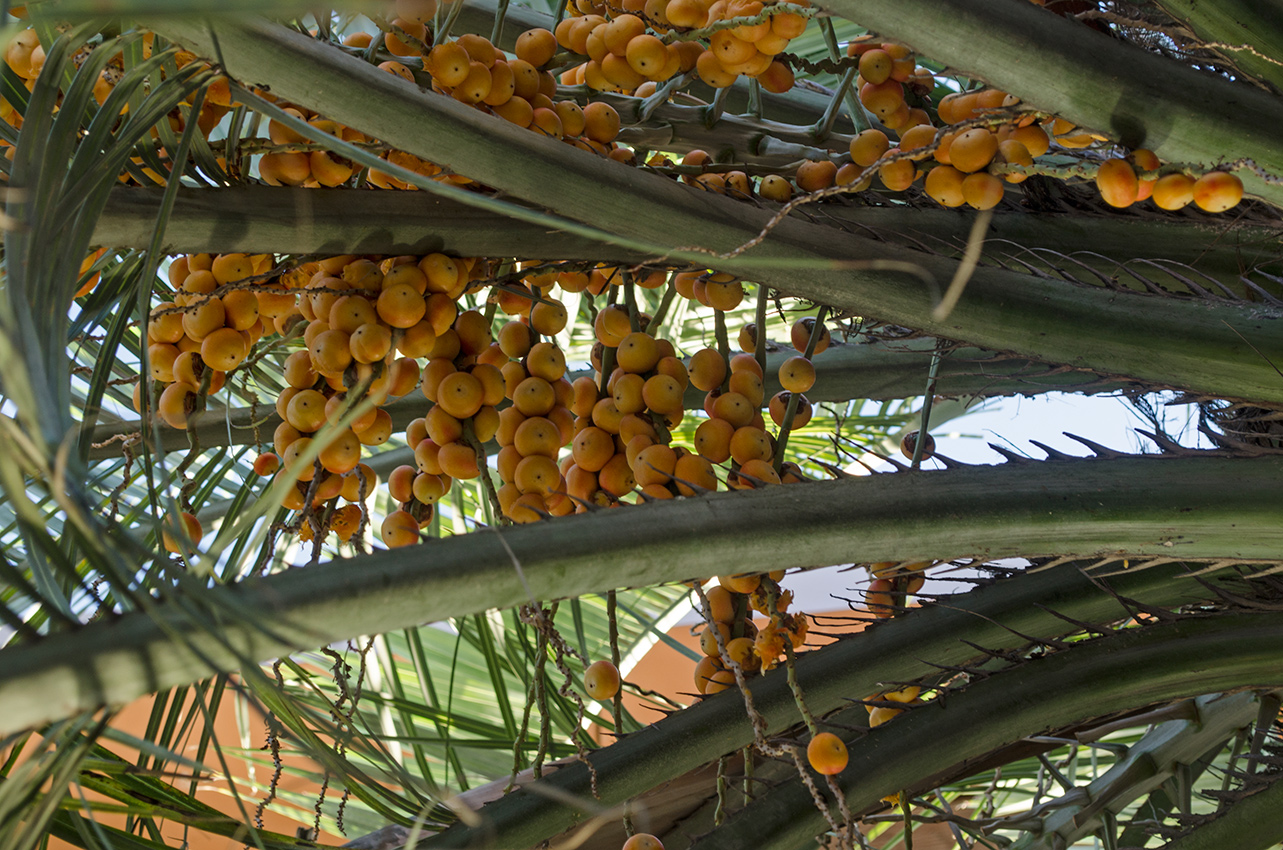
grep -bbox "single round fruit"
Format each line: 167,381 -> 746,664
162,511 -> 203,553
253,452 -> 281,476
1152,173 -> 1196,211
584,659 -> 621,700
900,429 -> 936,460
924,165 -> 966,208
622,835 -> 664,850
1192,171 -> 1243,213
1096,158 -> 1138,208
516,27 -> 557,67
858,48 -> 893,85
849,129 -> 889,168
688,347 -> 728,392
878,155 -> 916,191
948,128 -> 998,173
806,731 -> 848,775
758,173 -> 792,202
790,317 -> 830,355
381,510 -> 421,547
796,159 -> 837,192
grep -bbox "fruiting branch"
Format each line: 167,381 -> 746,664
816,0 -> 1283,207
421,562 -> 1269,850
142,20 -> 1283,403
688,625 -> 1278,850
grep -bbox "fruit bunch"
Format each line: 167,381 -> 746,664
256,106 -> 368,188
134,251 -> 505,548
839,77 -> 1249,214
269,256 -> 452,541
1096,153 -> 1243,213
688,346 -> 780,487
694,582 -> 757,694
693,570 -> 808,694
382,294 -> 507,541
491,320 -> 579,523
424,29 -> 625,150
771,318 -> 823,427
591,307 -> 721,500
848,86 -> 1039,208
849,37 -> 936,133
554,0 -> 806,96
133,239 -> 838,554
136,253 -> 275,429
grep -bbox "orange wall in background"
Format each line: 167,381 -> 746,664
50,685 -> 343,850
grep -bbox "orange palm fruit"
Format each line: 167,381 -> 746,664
1096,158 -> 1139,208
807,732 -> 848,774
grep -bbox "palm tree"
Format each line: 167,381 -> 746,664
1,1 -> 1281,849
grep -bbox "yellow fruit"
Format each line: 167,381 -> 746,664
1152,173 -> 1196,211
200,326 -> 249,372
878,153 -> 916,191
1193,171 -> 1243,213
948,128 -> 998,173
758,173 -> 793,202
253,452 -> 280,476
962,172 -> 1005,210
584,659 -> 621,700
381,510 -> 421,547
1096,158 -> 1138,208
515,28 -> 558,68
923,165 -> 966,209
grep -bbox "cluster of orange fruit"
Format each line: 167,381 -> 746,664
487,317 -> 582,523
15,11 -> 622,191
81,6 -> 1251,564
136,253 -> 277,430
744,315 -> 823,428
716,57 -> 1246,216
258,24 -> 625,188
893,86 -> 1052,209
0,24 -> 236,180
416,28 -> 625,150
1096,154 -> 1243,212
16,8 -> 1248,224
641,38 -> 939,199
1,27 -> 41,130
135,252 -> 272,555
132,250 -> 494,549
693,572 -> 807,694
779,81 -> 1047,209
849,37 -> 935,133
136,248 -> 839,549
554,0 -> 806,96
255,104 -> 369,188
566,310 -> 716,510
269,253 -> 485,546
131,235 -> 838,550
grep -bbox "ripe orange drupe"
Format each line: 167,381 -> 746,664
807,731 -> 848,775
